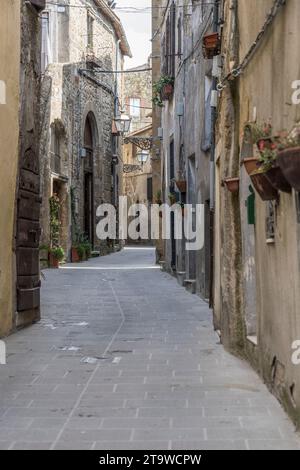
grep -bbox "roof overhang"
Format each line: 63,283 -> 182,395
94,0 -> 132,58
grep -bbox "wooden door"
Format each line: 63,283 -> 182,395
16,146 -> 41,316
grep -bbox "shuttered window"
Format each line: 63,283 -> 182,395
161,2 -> 176,77
201,76 -> 212,151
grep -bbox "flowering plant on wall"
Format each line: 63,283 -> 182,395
276,124 -> 300,192
152,76 -> 174,107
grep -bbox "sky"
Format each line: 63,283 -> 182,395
114,0 -> 152,68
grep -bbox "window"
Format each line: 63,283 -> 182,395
201,75 -> 213,151
129,98 -> 141,118
266,202 -> 276,243
41,11 -> 52,73
177,15 -> 182,59
87,12 -> 94,49
162,2 -> 176,77
51,129 -> 61,174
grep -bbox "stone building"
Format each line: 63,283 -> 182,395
122,62 -> 153,243
151,0 -> 164,262
39,0 -> 131,258
123,124 -> 153,244
123,62 -> 152,133
153,0 -> 212,297
0,0 -> 44,336
213,0 -> 300,426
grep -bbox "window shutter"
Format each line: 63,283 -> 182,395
170,2 -> 176,77
201,78 -> 212,151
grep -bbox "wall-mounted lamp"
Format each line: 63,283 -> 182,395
113,113 -> 131,135
137,150 -> 149,166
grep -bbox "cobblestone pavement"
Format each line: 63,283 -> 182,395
0,247 -> 300,450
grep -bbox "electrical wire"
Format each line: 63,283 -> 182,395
217,0 -> 287,91
40,1 -> 216,12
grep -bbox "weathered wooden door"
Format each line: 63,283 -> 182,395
16,146 -> 41,321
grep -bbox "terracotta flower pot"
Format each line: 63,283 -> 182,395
161,83 -> 174,101
265,165 -> 291,193
71,247 -> 80,263
202,33 -> 220,59
49,253 -> 59,269
277,147 -> 300,192
175,180 -> 187,193
223,177 -> 240,193
250,171 -> 278,201
242,157 -> 260,176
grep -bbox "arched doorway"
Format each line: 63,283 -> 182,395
84,114 -> 95,247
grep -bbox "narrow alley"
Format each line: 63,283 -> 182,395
0,248 -> 299,450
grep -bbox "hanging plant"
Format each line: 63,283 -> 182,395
276,125 -> 300,191
202,32 -> 220,59
243,121 -> 273,145
152,76 -> 174,107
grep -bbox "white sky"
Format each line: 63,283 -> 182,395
115,0 -> 152,68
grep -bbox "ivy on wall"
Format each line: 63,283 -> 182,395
49,195 -> 61,248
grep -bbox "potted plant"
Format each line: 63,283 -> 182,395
250,169 -> 278,201
83,241 -> 92,259
257,131 -> 291,193
77,243 -> 86,261
276,126 -> 300,192
174,180 -> 187,193
250,142 -> 279,200
202,32 -> 220,59
241,122 -> 272,175
223,177 -> 240,193
49,246 -> 64,268
243,122 -> 291,195
153,76 -> 174,107
242,157 -> 260,175
71,245 -> 80,262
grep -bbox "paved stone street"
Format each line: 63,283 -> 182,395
0,247 -> 299,450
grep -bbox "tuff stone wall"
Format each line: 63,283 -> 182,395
215,0 -> 300,427
0,1 -> 21,336
123,62 -> 152,133
159,0 -> 212,298
40,0 -> 127,257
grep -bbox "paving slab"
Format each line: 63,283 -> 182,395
0,247 -> 299,450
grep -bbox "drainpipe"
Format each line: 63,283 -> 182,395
114,39 -> 121,121
209,0 -> 219,307
112,39 -> 121,225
